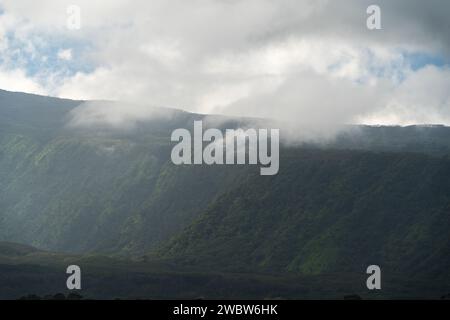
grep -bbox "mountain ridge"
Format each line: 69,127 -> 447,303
0,89 -> 450,298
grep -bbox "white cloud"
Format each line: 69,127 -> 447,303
57,48 -> 72,61
0,0 -> 450,128
360,66 -> 450,125
0,67 -> 47,95
67,100 -> 177,129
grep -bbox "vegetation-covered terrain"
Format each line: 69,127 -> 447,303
0,89 -> 449,299
1,241 -> 448,300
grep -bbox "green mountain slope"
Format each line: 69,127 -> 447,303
0,126 -> 253,254
1,89 -> 450,299
0,90 -> 257,254
161,148 -> 450,284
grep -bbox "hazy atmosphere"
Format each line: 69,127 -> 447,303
1,0 -> 450,126
1,0 -> 450,304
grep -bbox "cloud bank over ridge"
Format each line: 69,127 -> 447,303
1,0 -> 450,126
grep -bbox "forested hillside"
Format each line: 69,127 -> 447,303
1,89 -> 450,298
161,148 -> 450,280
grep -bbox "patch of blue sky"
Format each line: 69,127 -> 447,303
0,31 -> 96,78
402,51 -> 447,71
328,48 -> 449,85
326,48 -> 408,84
366,50 -> 408,83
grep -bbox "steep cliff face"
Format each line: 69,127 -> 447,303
0,90 -> 450,289
161,148 -> 450,282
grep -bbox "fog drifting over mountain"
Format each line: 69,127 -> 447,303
1,0 -> 450,128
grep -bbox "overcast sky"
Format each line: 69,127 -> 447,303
0,0 -> 450,125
